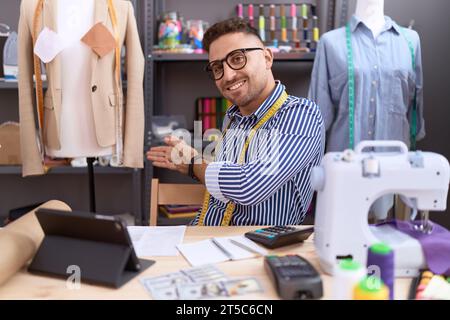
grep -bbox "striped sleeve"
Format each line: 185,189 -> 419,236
205,161 -> 231,203
207,99 -> 324,206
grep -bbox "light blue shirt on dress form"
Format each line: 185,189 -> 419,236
308,15 -> 425,152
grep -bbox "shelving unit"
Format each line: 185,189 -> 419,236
0,1 -> 143,226
150,52 -> 315,62
0,0 -> 337,227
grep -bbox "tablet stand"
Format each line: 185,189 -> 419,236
29,234 -> 155,288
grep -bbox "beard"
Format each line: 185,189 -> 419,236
221,79 -> 265,109
224,91 -> 252,107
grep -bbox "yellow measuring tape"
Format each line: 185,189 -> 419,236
32,0 -> 45,162
107,0 -> 124,165
32,0 -> 122,166
198,90 -> 288,226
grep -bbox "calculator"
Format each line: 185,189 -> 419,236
264,254 -> 323,299
244,226 -> 313,249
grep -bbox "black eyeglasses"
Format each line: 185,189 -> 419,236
205,47 -> 264,81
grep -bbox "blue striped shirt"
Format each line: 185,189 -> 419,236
190,81 -> 325,226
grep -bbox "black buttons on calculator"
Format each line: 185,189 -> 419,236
244,226 -> 313,249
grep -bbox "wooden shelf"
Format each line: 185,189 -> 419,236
0,81 -> 22,89
0,80 -> 127,90
0,165 -> 139,175
150,52 -> 315,62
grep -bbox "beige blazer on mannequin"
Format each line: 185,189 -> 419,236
18,0 -> 145,177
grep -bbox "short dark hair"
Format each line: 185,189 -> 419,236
202,18 -> 262,52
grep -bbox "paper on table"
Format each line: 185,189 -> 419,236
177,240 -> 226,266
127,226 -> 186,257
177,236 -> 268,267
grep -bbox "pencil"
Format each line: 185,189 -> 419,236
211,238 -> 234,260
230,239 -> 262,256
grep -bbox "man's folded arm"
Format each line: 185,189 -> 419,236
205,107 -> 324,206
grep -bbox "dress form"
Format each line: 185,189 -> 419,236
46,0 -> 113,158
354,0 -> 385,38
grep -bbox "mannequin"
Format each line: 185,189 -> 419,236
18,0 -> 145,178
354,0 -> 385,38
46,0 -> 113,159
308,0 -> 424,220
308,0 -> 424,152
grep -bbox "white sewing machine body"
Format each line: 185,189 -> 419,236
312,141 -> 450,277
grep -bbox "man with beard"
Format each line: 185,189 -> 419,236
147,18 -> 325,226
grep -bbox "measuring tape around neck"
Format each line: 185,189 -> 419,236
197,90 -> 289,226
345,23 -> 417,150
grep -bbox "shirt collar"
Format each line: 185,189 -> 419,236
226,80 -> 285,122
350,15 -> 400,35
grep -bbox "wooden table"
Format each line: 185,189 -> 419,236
0,226 -> 412,300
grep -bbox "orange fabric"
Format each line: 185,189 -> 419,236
81,22 -> 116,58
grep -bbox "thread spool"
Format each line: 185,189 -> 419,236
237,4 -> 243,18
291,3 -> 297,27
332,260 -> 366,300
312,16 -> 319,42
269,4 -> 276,41
303,18 -> 308,29
280,5 -> 287,42
301,4 -> 308,18
280,4 -> 285,18
313,28 -> 319,42
258,5 -> 265,42
303,28 -> 309,41
353,276 -> 389,300
291,4 -> 297,40
248,4 -> 254,27
311,5 -> 317,17
367,243 -> 395,300
364,156 -> 379,174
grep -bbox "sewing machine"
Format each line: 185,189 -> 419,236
311,141 -> 450,277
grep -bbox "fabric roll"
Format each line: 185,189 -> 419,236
0,200 -> 71,286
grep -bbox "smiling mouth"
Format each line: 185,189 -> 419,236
227,80 -> 246,91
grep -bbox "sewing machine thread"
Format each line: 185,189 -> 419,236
367,243 -> 395,300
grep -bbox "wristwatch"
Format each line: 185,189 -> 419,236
188,155 -> 202,181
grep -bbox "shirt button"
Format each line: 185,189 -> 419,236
372,81 -> 377,86
370,98 -> 375,103
368,131 -> 373,135
91,85 -> 97,92
369,114 -> 374,118
374,65 -> 378,70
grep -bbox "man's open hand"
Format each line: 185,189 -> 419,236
146,136 -> 198,175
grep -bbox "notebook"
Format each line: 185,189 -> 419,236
177,235 -> 268,266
